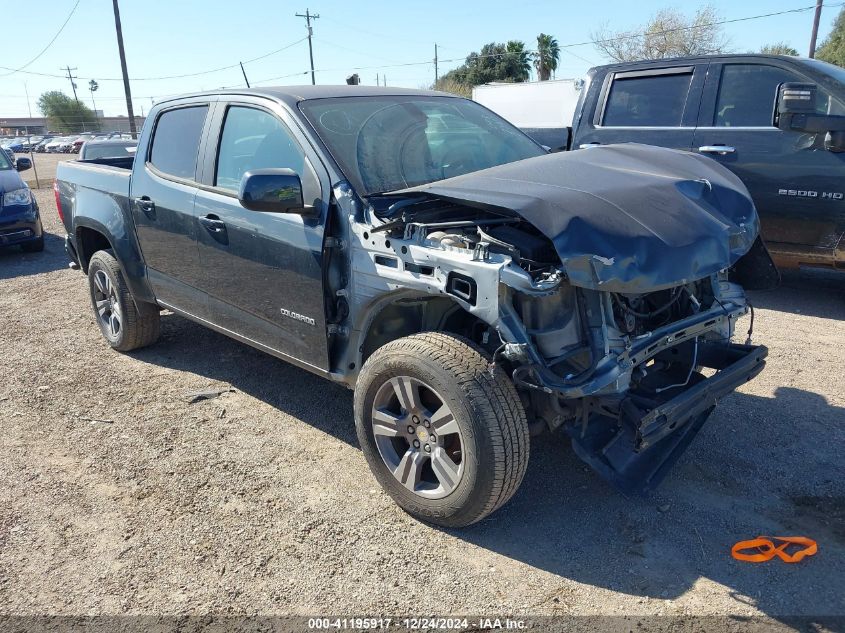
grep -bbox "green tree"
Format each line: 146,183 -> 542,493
534,33 -> 560,81
759,42 -> 799,56
592,5 -> 730,62
505,40 -> 531,82
435,40 -> 532,92
37,91 -> 99,133
817,7 -> 845,67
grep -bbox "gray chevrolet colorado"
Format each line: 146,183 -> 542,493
56,86 -> 767,527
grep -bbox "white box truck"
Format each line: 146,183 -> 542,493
472,79 -> 583,149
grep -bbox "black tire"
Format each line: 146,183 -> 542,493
87,249 -> 160,352
21,235 -> 44,253
354,332 -> 530,527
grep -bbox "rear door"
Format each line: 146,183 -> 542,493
693,60 -> 845,265
192,98 -> 331,371
574,63 -> 706,151
130,100 -> 215,314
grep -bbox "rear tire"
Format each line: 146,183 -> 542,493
354,332 -> 530,527
88,249 -> 160,352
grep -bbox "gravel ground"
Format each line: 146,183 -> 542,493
0,190 -> 843,626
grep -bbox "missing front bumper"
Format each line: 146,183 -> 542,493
569,342 -> 768,494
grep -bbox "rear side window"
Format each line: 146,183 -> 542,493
149,105 -> 208,180
603,72 -> 693,127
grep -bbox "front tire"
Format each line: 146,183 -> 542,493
354,332 -> 530,527
87,250 -> 160,352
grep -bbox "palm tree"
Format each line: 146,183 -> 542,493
505,40 -> 531,82
534,33 -> 560,81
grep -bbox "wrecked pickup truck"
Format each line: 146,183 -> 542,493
56,86 -> 767,527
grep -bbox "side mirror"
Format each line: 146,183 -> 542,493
238,168 -> 305,214
776,82 -> 818,131
15,157 -> 31,172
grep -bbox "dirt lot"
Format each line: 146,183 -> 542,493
0,190 -> 843,626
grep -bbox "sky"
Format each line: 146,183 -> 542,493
0,0 -> 841,118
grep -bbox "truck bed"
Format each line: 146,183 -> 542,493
56,158 -> 132,199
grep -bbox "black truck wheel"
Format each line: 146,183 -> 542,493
354,332 -> 530,527
87,250 -> 160,352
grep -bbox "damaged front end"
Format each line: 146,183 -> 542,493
340,144 -> 769,493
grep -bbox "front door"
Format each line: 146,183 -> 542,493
693,61 -> 845,265
193,102 -> 329,371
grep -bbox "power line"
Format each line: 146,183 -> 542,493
0,0 -> 81,78
2,0 -> 841,106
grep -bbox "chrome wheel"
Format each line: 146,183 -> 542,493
92,269 -> 122,340
371,375 -> 464,499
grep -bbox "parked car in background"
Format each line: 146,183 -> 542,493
35,137 -> 54,152
78,138 -> 138,161
70,135 -> 96,153
46,137 -> 74,153
0,150 -> 42,252
512,54 -> 845,275
56,86 -> 768,527
2,139 -> 25,153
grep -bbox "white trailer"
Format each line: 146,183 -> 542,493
472,79 -> 583,129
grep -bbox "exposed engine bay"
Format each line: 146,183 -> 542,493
327,145 -> 769,493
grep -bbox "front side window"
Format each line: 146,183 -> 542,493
603,72 -> 693,127
149,105 -> 208,180
0,149 -> 11,170
714,64 -> 845,127
299,96 -> 544,196
215,106 -> 306,192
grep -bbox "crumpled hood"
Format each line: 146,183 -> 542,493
393,144 -> 759,292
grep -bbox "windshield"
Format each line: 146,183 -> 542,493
299,96 -> 545,196
0,150 -> 11,170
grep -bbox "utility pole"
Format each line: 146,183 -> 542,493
112,0 -> 137,138
809,0 -> 824,58
23,82 -> 39,188
376,74 -> 380,86
63,66 -> 79,102
434,43 -> 439,86
239,61 -> 251,88
296,9 -> 320,85
383,74 -> 386,87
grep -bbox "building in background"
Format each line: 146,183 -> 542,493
0,115 -> 145,135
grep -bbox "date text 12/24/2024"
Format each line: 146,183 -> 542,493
307,617 -> 527,630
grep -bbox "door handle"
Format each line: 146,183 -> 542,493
698,145 -> 736,155
199,215 -> 226,233
134,196 -> 156,217
579,142 -> 601,149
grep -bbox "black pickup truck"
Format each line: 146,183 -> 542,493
56,86 -> 767,527
530,54 -> 845,273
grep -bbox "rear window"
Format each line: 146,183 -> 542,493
149,105 -> 208,180
603,71 -> 693,127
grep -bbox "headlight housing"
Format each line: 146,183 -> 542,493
3,187 -> 32,207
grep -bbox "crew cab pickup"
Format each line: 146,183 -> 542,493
56,86 -> 767,527
530,54 -> 845,273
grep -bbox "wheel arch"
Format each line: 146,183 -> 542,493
349,291 -> 491,379
72,216 -> 157,306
